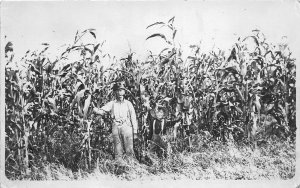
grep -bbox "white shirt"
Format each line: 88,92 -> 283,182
96,99 -> 138,133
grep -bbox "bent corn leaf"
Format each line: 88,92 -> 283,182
243,36 -> 259,46
90,31 -> 96,39
146,22 -> 165,29
146,33 -> 167,41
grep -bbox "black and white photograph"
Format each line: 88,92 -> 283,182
1,1 -> 299,187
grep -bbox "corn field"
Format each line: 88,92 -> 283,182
4,17 -> 296,180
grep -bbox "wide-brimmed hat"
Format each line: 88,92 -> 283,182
112,82 -> 126,91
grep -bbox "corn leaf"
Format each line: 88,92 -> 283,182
173,29 -> 177,39
83,95 -> 91,119
94,43 -> 100,53
5,42 -> 13,54
146,22 -> 165,29
89,31 -> 96,39
234,85 -> 245,102
227,48 -> 237,62
146,33 -> 167,41
243,36 -> 259,46
168,16 -> 175,24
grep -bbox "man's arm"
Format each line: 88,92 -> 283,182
93,101 -> 114,116
127,101 -> 138,134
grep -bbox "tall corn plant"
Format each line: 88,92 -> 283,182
201,32 -> 272,144
5,41 -> 59,176
211,30 -> 295,143
187,45 -> 232,141
60,29 -> 112,170
5,29 -> 110,178
232,31 -> 295,141
146,17 -> 184,94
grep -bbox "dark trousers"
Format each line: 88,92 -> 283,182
149,134 -> 167,157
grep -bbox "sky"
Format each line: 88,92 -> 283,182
1,1 -> 300,64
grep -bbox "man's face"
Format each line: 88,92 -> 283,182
116,89 -> 125,100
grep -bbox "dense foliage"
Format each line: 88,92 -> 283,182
4,18 -> 296,180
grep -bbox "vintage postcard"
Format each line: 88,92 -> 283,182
1,1 -> 299,188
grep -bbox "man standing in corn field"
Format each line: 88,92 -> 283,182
93,82 -> 138,163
